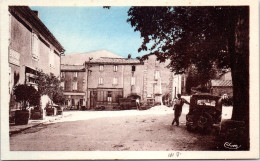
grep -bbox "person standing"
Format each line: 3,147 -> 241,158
172,94 -> 190,126
136,98 -> 140,110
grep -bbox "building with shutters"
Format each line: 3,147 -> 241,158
61,51 -> 184,110
60,65 -> 86,110
8,6 -> 65,111
85,57 -> 144,109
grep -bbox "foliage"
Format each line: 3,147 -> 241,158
127,7 -> 249,123
185,65 -> 218,93
136,56 -> 141,60
128,7 -> 231,71
186,69 -> 199,94
36,71 -> 65,105
13,84 -> 40,110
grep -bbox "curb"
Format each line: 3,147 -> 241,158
9,122 -> 45,136
9,113 -> 72,136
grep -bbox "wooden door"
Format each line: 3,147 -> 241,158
90,91 -> 97,108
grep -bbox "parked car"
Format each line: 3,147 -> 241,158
118,94 -> 141,110
186,93 -> 222,133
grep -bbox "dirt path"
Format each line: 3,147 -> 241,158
10,111 -> 217,151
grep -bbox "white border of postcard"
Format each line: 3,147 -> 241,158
1,0 -> 259,160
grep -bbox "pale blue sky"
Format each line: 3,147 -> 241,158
30,6 -> 145,58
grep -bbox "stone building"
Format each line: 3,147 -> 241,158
61,51 -> 184,109
86,57 -> 143,109
8,6 -> 65,110
60,65 -> 86,110
142,55 -> 176,105
210,71 -> 233,97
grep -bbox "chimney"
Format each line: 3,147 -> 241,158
32,10 -> 40,18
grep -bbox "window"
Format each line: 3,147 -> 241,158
114,65 -> 118,72
88,70 -> 92,76
132,65 -> 136,72
72,99 -> 75,106
65,100 -> 68,106
73,72 -> 78,78
80,99 -> 83,106
131,77 -> 135,85
49,49 -> 55,68
99,65 -> 104,71
113,77 -> 118,85
107,91 -> 112,102
155,71 -> 160,80
196,99 -> 216,107
32,33 -> 39,60
72,81 -> 77,90
98,77 -> 103,85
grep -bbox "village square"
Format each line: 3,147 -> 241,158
6,5 -> 251,153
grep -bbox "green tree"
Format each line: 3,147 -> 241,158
13,84 -> 40,110
127,6 -> 249,138
36,71 -> 65,105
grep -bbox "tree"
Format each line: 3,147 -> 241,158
185,66 -> 200,94
36,71 -> 65,105
13,84 -> 40,110
127,6 -> 249,143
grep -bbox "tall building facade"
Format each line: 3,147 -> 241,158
61,65 -> 86,109
86,57 -> 144,109
8,6 -> 65,110
142,55 -> 174,105
61,51 -> 183,110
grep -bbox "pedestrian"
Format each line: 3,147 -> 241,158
136,98 -> 140,110
172,94 -> 190,126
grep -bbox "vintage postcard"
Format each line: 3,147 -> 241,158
1,0 -> 259,160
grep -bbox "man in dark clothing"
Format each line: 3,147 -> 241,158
172,94 -> 190,126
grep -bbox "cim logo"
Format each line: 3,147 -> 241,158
224,142 -> 241,150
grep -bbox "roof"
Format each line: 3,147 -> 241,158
87,57 -> 143,65
211,80 -> 233,87
9,6 -> 65,53
61,50 -> 123,65
61,64 -> 85,72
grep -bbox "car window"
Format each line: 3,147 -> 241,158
196,99 -> 216,106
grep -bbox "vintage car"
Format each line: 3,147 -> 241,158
117,94 -> 141,110
186,93 -> 222,133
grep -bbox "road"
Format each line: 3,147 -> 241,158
10,105 -> 232,151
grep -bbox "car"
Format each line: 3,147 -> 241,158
186,93 -> 222,133
118,94 -> 141,110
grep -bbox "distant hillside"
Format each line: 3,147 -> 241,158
61,50 -> 124,65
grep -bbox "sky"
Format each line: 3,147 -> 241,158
30,6 -> 145,58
